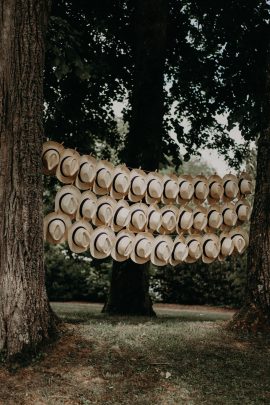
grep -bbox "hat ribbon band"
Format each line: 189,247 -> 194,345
59,192 -> 73,211
47,218 -> 66,229
193,211 -> 202,219
112,173 -> 124,193
162,209 -> 175,216
222,207 -> 231,224
194,180 -> 204,199
147,179 -> 158,199
209,181 -> 216,191
236,204 -> 244,215
42,148 -> 60,160
72,226 -> 88,247
114,206 -> 125,225
220,237 -> 226,246
163,179 -> 172,200
223,179 -> 236,198
179,210 -> 188,227
147,210 -> 156,227
131,209 -> 144,226
95,168 -> 107,189
130,175 -> 140,195
115,235 -> 129,255
60,156 -> 73,177
79,198 -> 92,218
154,241 -> 166,261
179,180 -> 187,189
203,239 -> 213,257
134,238 -> 147,257
231,233 -> 244,240
207,209 -> 216,220
171,242 -> 181,261
238,178 -> 245,193
97,202 -> 111,221
94,232 -> 108,253
78,162 -> 91,184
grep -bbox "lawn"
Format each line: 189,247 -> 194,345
0,303 -> 269,404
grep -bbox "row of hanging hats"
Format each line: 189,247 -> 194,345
44,212 -> 249,266
42,141 -> 253,204
53,185 -> 251,235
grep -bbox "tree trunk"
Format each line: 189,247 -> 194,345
0,0 -> 57,360
230,44 -> 270,333
103,0 -> 168,316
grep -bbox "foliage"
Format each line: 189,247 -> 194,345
150,254 -> 247,308
45,243 -> 111,302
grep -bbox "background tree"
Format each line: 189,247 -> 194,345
0,0 -> 57,358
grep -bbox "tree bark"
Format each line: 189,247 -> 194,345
230,42 -> 270,333
0,0 -> 57,359
103,0 -> 168,316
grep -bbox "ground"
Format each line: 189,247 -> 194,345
0,302 -> 270,404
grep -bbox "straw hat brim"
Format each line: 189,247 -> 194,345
201,233 -> 220,264
130,232 -> 154,264
42,141 -> 64,175
110,165 -> 130,200
128,203 -> 148,233
76,191 -> 97,221
44,212 -> 72,245
68,221 -> 93,254
92,196 -> 116,227
56,149 -> 80,184
55,185 -> 81,219
158,205 -> 178,234
111,230 -> 135,262
185,235 -> 202,263
144,172 -> 164,204
111,200 -> 131,232
150,235 -> 173,266
92,160 -> 114,196
75,155 -> 97,190
90,226 -> 115,259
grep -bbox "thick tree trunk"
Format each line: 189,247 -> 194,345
0,0 -> 57,359
103,0 -> 168,316
230,47 -> 270,333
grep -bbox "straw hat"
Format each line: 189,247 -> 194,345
111,200 -> 131,232
229,228 -> 249,254
208,174 -> 224,203
76,191 -> 97,221
162,175 -> 178,204
223,174 -> 239,201
90,226 -> 115,259
128,169 -> 147,202
201,233 -> 220,264
192,175 -> 209,203
151,235 -> 173,266
43,212 -> 72,245
92,160 -> 114,196
147,204 -> 162,232
55,185 -> 81,219
206,204 -> 223,231
238,172 -> 253,196
145,172 -> 163,204
221,202 -> 238,229
68,220 -> 93,254
169,236 -> 189,266
218,231 -> 234,261
110,165 -> 130,200
42,141 -> 64,175
128,203 -> 148,232
75,155 -> 97,190
130,232 -> 154,264
185,235 -> 202,263
111,230 -> 135,262
192,206 -> 208,232
92,196 -> 116,226
158,206 -> 178,234
177,206 -> 193,233
235,200 -> 251,222
56,148 -> 80,184
177,175 -> 194,204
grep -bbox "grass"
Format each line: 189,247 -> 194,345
0,302 -> 270,404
